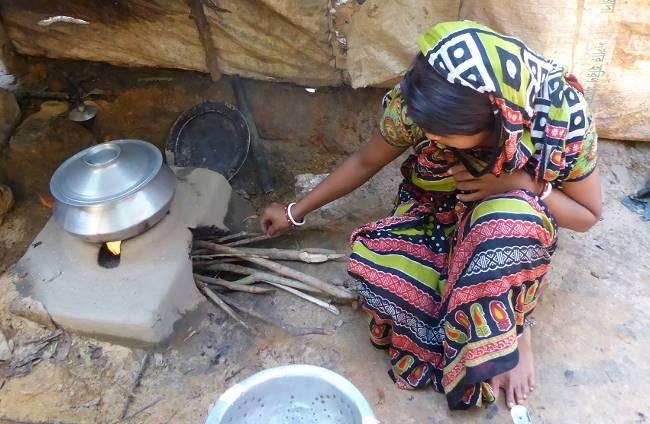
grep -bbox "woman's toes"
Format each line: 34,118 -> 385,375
523,382 -> 530,397
528,375 -> 536,391
506,386 -> 516,408
515,385 -> 525,404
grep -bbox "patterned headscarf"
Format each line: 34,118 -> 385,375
416,21 -> 590,181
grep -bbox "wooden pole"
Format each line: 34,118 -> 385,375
231,75 -> 274,193
188,0 -> 222,81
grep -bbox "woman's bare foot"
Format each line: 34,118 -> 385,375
489,327 -> 535,408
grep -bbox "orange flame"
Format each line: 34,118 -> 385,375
38,194 -> 54,209
106,241 -> 122,256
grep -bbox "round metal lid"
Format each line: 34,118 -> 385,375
68,104 -> 98,122
50,140 -> 163,206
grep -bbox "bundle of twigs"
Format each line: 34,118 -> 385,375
191,230 -> 354,337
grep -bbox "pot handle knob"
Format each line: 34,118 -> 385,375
83,143 -> 121,167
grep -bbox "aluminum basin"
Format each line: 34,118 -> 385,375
205,365 -> 378,424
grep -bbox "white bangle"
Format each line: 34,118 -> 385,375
540,182 -> 553,200
286,202 -> 305,227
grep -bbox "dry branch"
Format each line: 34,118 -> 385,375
215,231 -> 253,243
122,397 -> 164,421
265,282 -> 339,315
120,352 -> 151,420
192,247 -> 345,263
188,0 -> 221,81
226,234 -> 275,247
194,274 -> 275,294
220,296 -> 333,337
194,241 -> 355,300
198,283 -> 255,333
202,262 -> 325,294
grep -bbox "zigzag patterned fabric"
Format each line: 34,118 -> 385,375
344,21 -> 600,411
417,21 -> 590,181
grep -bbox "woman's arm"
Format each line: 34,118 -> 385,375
450,165 -> 602,232
260,132 -> 408,235
542,171 -> 602,232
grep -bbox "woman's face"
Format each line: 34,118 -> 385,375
425,129 -> 494,150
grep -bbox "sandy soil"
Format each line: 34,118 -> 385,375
0,59 -> 649,424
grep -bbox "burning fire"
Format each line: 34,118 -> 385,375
38,194 -> 54,209
106,241 -> 122,256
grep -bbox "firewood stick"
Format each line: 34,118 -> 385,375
195,260 -> 347,287
193,254 -> 265,260
233,275 -> 319,292
191,247 -> 346,263
194,241 -> 355,300
265,282 -> 340,315
194,274 -> 275,294
193,257 -> 242,265
122,397 -> 164,421
191,249 -> 210,255
303,248 -> 347,255
198,283 -> 255,333
201,262 -> 325,294
215,231 -> 255,243
220,296 -> 333,337
188,0 -> 221,81
226,234 -> 276,247
120,352 -> 151,419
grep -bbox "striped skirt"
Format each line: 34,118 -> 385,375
348,181 -> 557,410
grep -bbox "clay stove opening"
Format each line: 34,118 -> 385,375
98,241 -> 122,269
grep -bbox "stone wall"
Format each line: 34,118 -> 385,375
1,0 -> 648,141
0,0 -> 339,86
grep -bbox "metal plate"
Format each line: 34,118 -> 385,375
166,101 -> 250,180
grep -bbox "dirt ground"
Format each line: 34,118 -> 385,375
1,59 -> 649,424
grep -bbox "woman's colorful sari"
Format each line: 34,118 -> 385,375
347,21 -> 597,410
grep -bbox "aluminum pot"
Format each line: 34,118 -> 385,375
50,140 -> 176,243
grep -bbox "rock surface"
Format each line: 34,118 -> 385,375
1,1 -> 648,139
0,101 -> 95,198
0,89 -> 20,147
9,295 -> 56,330
0,184 -> 13,216
294,153 -> 408,231
0,19 -> 17,90
0,0 -> 339,87
0,330 -> 12,361
459,0 -> 650,141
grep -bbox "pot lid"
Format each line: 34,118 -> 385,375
50,140 -> 163,206
68,103 -> 98,122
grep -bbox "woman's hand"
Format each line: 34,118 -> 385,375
449,164 -> 541,202
259,132 -> 407,237
260,203 -> 290,236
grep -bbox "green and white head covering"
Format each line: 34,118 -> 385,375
416,21 -> 590,181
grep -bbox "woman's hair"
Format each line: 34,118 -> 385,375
401,53 -> 495,136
